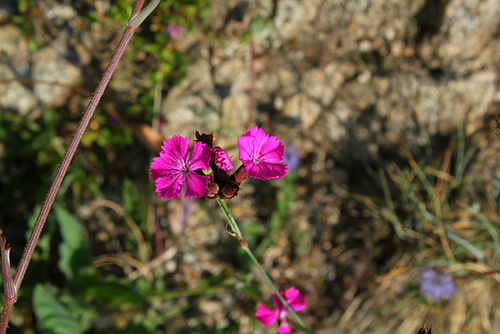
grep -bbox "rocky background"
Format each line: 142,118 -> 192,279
1,0 -> 499,333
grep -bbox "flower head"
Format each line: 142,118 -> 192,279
418,268 -> 456,301
255,287 -> 307,334
212,146 -> 234,172
238,127 -> 287,180
150,135 -> 211,200
165,24 -> 185,39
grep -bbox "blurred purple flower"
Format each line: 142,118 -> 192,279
418,268 -> 456,301
283,144 -> 300,173
255,287 -> 307,334
165,24 -> 185,40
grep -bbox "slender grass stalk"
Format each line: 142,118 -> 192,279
216,199 -> 312,334
0,2 -> 161,333
378,168 -> 413,240
461,203 -> 500,265
409,158 -> 434,204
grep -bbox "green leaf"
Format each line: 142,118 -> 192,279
53,204 -> 92,281
84,280 -> 145,307
43,108 -> 60,127
122,179 -> 138,217
33,284 -> 80,334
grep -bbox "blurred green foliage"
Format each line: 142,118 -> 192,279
112,0 -> 211,121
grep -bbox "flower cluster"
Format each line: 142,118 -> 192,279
255,287 -> 307,334
150,127 -> 288,201
418,268 -> 456,301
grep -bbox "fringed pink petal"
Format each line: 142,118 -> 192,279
277,320 -> 292,334
255,302 -> 279,327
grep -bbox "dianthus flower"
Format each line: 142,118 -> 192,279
418,268 -> 456,301
255,287 -> 307,334
150,135 -> 211,200
238,127 -> 287,180
212,146 -> 233,172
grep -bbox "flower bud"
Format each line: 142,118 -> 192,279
233,164 -> 248,183
221,182 -> 240,199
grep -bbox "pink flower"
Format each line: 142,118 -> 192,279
150,135 -> 211,200
212,146 -> 233,172
255,287 -> 307,334
238,127 -> 287,180
165,24 -> 185,39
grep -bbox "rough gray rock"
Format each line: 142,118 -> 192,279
32,39 -> 82,109
163,0 -> 499,166
0,1 -> 95,116
0,25 -> 37,115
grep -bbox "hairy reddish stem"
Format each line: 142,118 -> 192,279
0,0 -> 163,332
131,0 -> 145,16
13,22 -> 136,295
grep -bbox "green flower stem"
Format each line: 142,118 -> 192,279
216,199 -> 311,334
